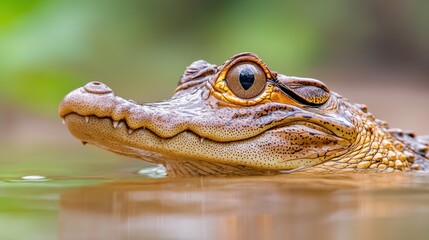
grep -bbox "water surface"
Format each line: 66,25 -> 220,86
2,171 -> 429,240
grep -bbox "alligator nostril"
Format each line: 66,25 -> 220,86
83,81 -> 113,94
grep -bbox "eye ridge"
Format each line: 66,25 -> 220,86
275,80 -> 327,106
239,67 -> 255,90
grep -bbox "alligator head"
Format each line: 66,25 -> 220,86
59,53 -> 428,176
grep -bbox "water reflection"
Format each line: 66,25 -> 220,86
59,174 -> 429,240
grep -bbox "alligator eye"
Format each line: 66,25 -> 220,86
225,62 -> 266,99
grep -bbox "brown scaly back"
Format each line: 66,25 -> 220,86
388,129 -> 429,170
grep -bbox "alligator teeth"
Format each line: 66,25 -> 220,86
113,121 -> 119,128
61,118 -> 65,125
200,137 -> 205,143
85,116 -> 89,123
128,128 -> 134,134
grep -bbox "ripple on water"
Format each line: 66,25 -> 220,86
2,175 -> 51,183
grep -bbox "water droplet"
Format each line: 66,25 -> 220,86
22,175 -> 47,181
138,165 -> 166,178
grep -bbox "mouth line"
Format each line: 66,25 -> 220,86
282,120 -> 336,136
63,112 -> 342,144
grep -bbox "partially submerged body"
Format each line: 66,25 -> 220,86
59,53 -> 429,176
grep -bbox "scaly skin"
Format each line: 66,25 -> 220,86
59,53 -> 429,176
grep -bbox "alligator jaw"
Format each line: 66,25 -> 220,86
62,113 -> 284,176
63,112 -> 351,176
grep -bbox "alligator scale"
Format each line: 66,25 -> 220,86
59,53 -> 429,176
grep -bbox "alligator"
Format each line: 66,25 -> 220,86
59,52 -> 429,176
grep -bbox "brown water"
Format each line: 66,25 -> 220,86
2,170 -> 429,240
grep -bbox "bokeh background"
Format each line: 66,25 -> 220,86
0,0 -> 428,238
1,0 -> 429,180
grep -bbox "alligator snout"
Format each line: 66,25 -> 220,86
59,81 -> 180,138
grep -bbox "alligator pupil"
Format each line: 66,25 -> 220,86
239,67 -> 255,90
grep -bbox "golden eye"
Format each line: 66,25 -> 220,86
225,62 -> 267,99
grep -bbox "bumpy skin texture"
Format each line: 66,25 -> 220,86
59,53 -> 429,176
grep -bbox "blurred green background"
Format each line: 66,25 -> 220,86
0,1 -> 428,239
1,0 -> 428,174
